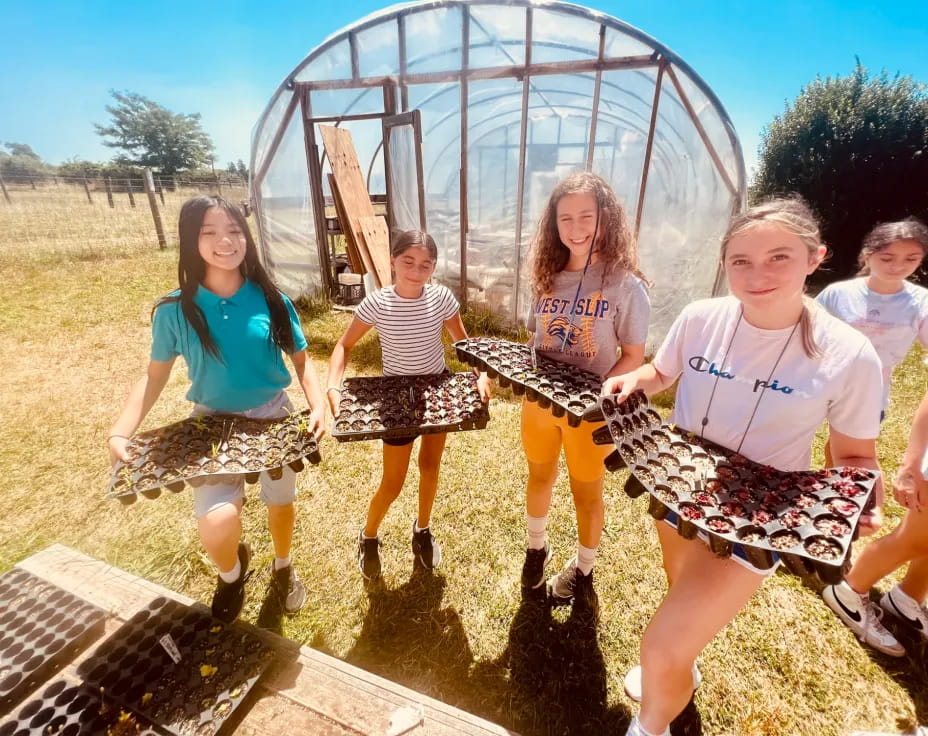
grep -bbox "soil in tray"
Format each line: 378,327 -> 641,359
750,508 -> 775,525
814,514 -> 851,537
780,509 -> 810,529
826,498 -> 860,517
791,492 -> 819,509
804,536 -> 844,561
706,517 -> 734,534
691,490 -> 717,507
718,502 -> 747,518
769,531 -> 801,551
653,486 -> 678,504
738,526 -> 767,544
832,480 -> 866,498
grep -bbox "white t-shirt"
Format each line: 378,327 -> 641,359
816,278 -> 928,407
653,296 -> 882,471
355,283 -> 459,376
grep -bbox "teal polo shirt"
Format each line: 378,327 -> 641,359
151,280 -> 308,412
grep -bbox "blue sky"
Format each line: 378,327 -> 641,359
2,0 -> 926,178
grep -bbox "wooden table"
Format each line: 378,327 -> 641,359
5,544 -> 519,735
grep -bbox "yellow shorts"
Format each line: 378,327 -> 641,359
520,397 -> 611,484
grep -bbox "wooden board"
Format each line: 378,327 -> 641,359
357,215 -> 393,288
9,545 -> 519,736
328,173 -> 365,275
320,125 -> 392,288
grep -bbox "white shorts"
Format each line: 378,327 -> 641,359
188,392 -> 298,518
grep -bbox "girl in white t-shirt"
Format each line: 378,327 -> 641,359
816,217 -> 928,441
326,231 -> 490,583
604,198 -> 885,736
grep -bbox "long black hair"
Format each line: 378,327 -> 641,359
153,196 -> 297,360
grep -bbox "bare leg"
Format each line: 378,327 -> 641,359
655,518 -> 696,588
364,442 -> 415,537
198,501 -> 243,572
845,504 -> 928,593
267,503 -> 295,559
569,475 -> 604,549
415,433 -> 448,527
638,541 -> 764,734
900,557 -> 928,602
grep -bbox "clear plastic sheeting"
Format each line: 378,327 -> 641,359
251,0 -> 745,350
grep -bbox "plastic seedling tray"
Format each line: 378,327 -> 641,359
0,569 -> 106,715
0,678 -> 160,736
593,391 -> 878,584
331,372 -> 490,443
454,338 -> 601,427
106,410 -> 322,505
77,597 -> 274,736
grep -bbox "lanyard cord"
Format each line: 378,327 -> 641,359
700,307 -> 800,454
559,207 -> 601,352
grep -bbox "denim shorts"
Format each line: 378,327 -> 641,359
662,511 -> 780,577
188,392 -> 297,518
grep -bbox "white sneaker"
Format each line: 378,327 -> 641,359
880,584 -> 928,639
823,581 -> 905,657
625,715 -> 670,736
623,663 -> 702,703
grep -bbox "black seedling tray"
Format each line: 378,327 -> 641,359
77,597 -> 274,736
106,410 -> 322,505
0,678 -> 161,735
0,569 -> 106,715
332,372 -> 489,443
592,391 -> 878,583
454,337 -> 601,428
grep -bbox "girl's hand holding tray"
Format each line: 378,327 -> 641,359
330,372 -> 489,443
106,410 -> 322,504
595,389 -> 879,584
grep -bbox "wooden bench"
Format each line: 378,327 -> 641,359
7,544 -> 519,735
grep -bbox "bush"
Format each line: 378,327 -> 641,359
753,63 -> 928,285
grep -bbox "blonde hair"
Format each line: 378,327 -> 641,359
530,172 -> 645,298
856,217 -> 928,275
721,197 -> 825,358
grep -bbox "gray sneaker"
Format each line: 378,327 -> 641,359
357,531 -> 382,581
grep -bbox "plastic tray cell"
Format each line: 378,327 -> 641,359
77,597 -> 274,736
332,372 -> 490,443
0,569 -> 106,715
454,338 -> 602,427
106,410 -> 322,504
595,391 -> 878,584
0,678 -> 160,736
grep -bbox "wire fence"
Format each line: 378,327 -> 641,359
0,172 -> 251,258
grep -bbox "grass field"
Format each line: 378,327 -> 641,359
2,190 -> 928,735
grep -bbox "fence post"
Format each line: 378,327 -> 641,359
126,179 -> 136,207
155,177 -> 165,205
143,168 -> 167,249
0,174 -> 10,204
215,173 -> 222,196
30,178 -> 36,191
82,178 -> 93,204
104,177 -> 115,208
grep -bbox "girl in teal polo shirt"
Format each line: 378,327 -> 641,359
108,196 -> 326,623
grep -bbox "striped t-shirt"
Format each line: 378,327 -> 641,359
355,283 -> 460,375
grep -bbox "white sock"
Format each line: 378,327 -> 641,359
361,527 -> 378,540
219,559 -> 241,583
836,580 -> 866,607
628,716 -> 670,736
526,514 -> 548,550
577,542 -> 598,575
274,556 -> 291,571
414,519 -> 429,533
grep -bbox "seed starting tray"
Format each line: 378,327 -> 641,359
0,569 -> 106,715
332,372 -> 489,443
454,337 -> 602,428
106,410 -> 322,505
0,678 -> 161,735
593,391 -> 878,583
77,597 -> 274,736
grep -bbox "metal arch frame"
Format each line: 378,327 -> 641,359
251,0 -> 746,311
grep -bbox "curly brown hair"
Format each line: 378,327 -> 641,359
530,172 -> 643,298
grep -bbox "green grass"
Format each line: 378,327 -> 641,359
2,203 -> 928,735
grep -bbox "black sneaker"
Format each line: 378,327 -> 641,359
521,543 -> 553,590
357,531 -> 382,581
412,521 -> 442,570
211,543 -> 251,623
269,563 -> 306,615
548,556 -> 596,608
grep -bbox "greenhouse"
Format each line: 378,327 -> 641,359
249,0 -> 745,346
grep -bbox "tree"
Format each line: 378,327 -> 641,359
0,142 -> 51,182
753,63 -> 928,284
95,91 -> 214,176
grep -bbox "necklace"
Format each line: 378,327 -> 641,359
699,307 -> 800,454
558,208 -> 601,353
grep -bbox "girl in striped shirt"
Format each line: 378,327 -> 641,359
327,231 -> 491,582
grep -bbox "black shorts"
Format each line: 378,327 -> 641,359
383,435 -> 417,447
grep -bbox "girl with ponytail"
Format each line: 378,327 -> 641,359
604,197 -> 887,736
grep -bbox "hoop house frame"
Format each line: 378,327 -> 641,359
251,0 -> 745,348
